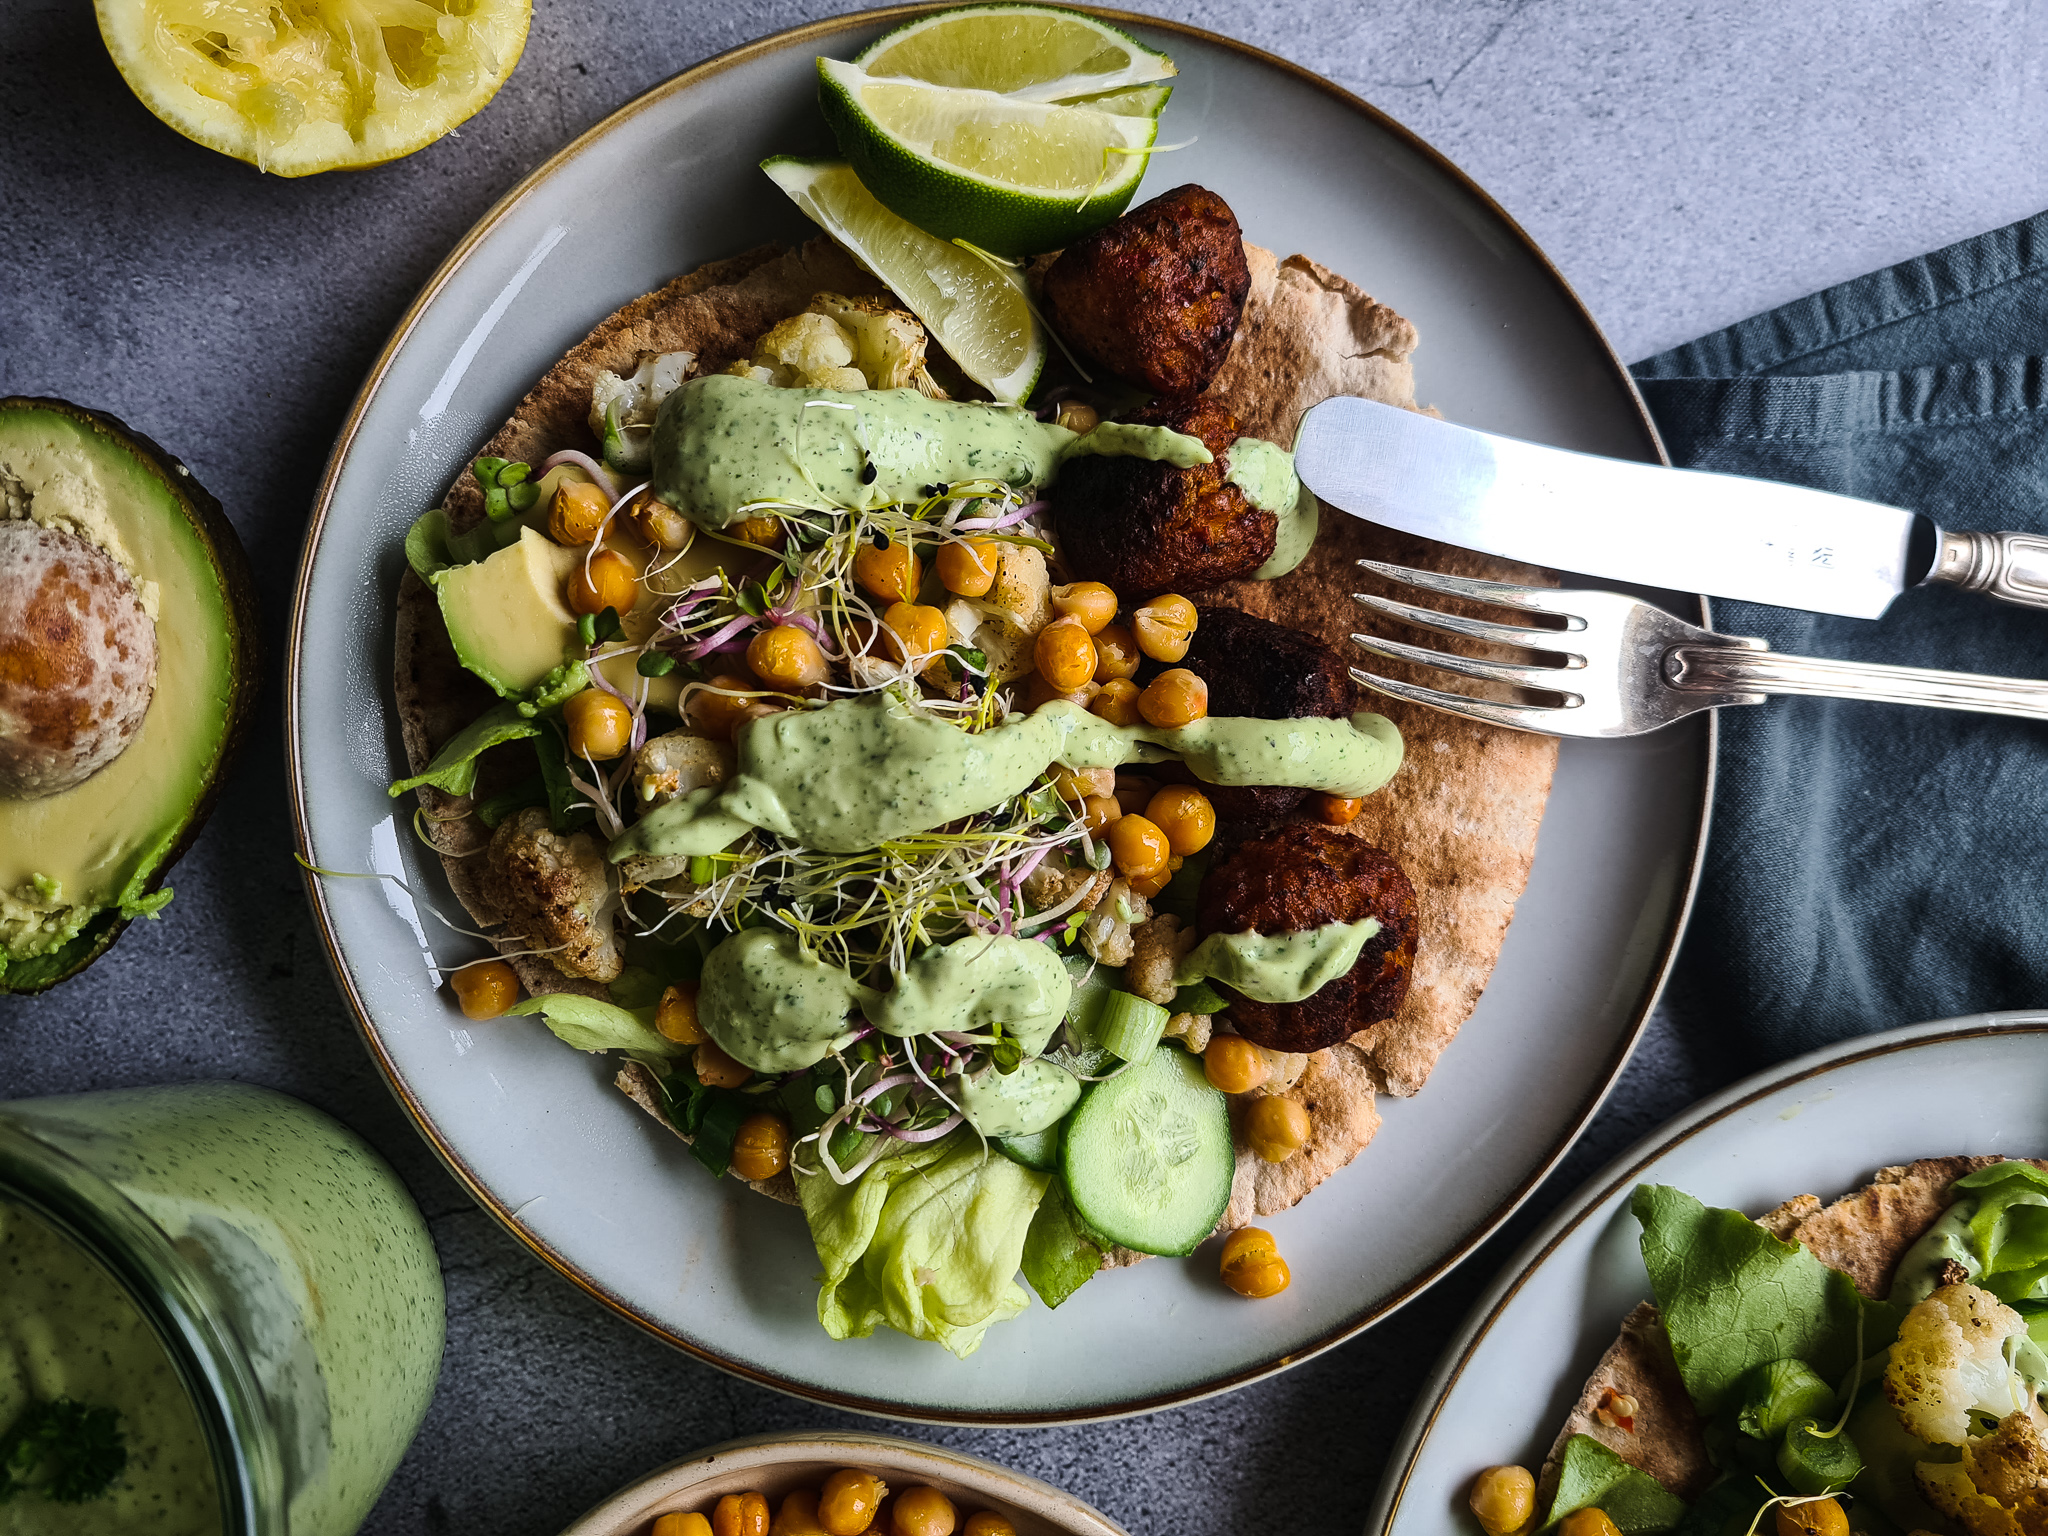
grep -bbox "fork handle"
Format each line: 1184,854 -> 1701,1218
1665,644 -> 2048,721
1925,529 -> 2048,608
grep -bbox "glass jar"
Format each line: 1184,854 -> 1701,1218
0,1083 -> 444,1534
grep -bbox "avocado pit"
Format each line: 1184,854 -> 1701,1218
0,519 -> 158,799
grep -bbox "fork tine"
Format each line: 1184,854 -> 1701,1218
1355,558 -> 1586,621
1348,666 -> 1570,734
1352,590 -> 1583,654
1350,631 -> 1585,696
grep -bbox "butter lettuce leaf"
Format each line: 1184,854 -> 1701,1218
1633,1184 -> 1896,1417
797,1133 -> 1048,1359
1543,1435 -> 1688,1533
1955,1161 -> 2048,1301
503,993 -> 681,1057
388,701 -> 541,798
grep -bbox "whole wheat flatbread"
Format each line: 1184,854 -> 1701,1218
394,235 -> 1557,1226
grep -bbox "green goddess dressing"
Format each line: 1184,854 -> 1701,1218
1174,918 -> 1383,1003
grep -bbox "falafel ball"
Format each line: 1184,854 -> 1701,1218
1041,184 -> 1252,397
1197,823 -> 1416,1054
1054,397 -> 1276,594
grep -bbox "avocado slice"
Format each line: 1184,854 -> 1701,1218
437,525 -> 584,695
0,398 -> 258,994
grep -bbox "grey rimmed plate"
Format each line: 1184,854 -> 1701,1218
1368,1013 -> 2048,1536
287,5 -> 1710,1422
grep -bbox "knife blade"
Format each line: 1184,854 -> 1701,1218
1290,397 -> 2048,619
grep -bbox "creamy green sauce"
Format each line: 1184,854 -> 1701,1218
612,695 -> 1403,860
1889,1199 -> 1981,1308
1222,436 -> 1295,511
653,375 -> 1075,529
1175,917 -> 1383,1004
873,937 -> 1070,1056
1061,422 -> 1213,468
952,1060 -> 1081,1137
0,1201 -> 222,1535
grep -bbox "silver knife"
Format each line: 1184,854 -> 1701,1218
1292,396 -> 2048,619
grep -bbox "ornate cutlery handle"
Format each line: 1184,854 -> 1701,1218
1664,642 -> 2048,721
1926,529 -> 2048,608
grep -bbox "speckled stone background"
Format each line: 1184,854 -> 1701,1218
3,2 -> 2045,1532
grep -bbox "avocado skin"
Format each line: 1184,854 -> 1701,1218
0,397 -> 261,995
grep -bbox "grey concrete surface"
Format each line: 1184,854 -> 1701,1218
1,1 -> 2042,1532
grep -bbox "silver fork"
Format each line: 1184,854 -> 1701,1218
1348,559 -> 2048,738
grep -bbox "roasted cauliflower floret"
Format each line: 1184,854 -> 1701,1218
729,294 -> 946,396
588,350 -> 694,472
745,312 -> 868,392
1917,1404 -> 2048,1536
1020,858 -> 1110,921
1079,878 -> 1150,965
943,543 -> 1052,683
1127,914 -> 1195,1005
1887,1283 -> 2035,1446
480,807 -> 623,982
630,730 -> 735,808
1163,1010 -> 1211,1053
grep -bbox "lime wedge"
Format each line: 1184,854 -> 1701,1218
854,3 -> 1177,103
818,57 -> 1161,257
762,157 -> 1046,403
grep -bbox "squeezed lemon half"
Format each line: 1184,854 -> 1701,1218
95,0 -> 531,175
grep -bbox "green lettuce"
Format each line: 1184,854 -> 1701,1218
1544,1435 -> 1688,1533
388,701 -> 541,798
1956,1161 -> 2048,1301
797,1133 -> 1049,1359
503,993 -> 680,1057
1021,1181 -> 1103,1309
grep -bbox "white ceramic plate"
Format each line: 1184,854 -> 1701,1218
289,6 -> 1710,1422
1368,1012 -> 2048,1536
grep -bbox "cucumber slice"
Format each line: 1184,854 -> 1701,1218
997,1122 -> 1062,1172
1061,1046 -> 1232,1257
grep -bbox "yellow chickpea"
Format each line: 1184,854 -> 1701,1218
854,538 -> 922,604
775,1490 -> 832,1536
1144,785 -> 1215,855
694,1039 -> 751,1090
747,624 -> 828,690
566,548 -> 639,615
1034,616 -> 1097,693
1562,1511 -> 1624,1536
1078,794 -> 1121,836
1245,1095 -> 1312,1163
729,1112 -> 790,1182
890,1487 -> 957,1536
1092,624 -> 1141,681
1106,814 -> 1171,881
1203,1034 -> 1268,1094
1020,672 -> 1096,710
1315,793 -> 1365,825
1775,1502 -> 1848,1536
961,1517 -> 1016,1536
688,674 -> 759,740
1131,594 -> 1198,662
1053,399 -> 1099,434
732,514 -> 784,548
653,1514 -> 714,1536
1468,1466 -> 1537,1536
880,602 -> 949,664
819,1470 -> 888,1535
1218,1227 -> 1291,1298
449,959 -> 519,1020
712,1491 -> 770,1536
1087,678 -> 1142,726
548,477 -> 612,545
627,489 -> 693,551
935,538 -> 999,598
1049,581 -> 1118,634
1137,669 -> 1208,728
561,688 -> 633,760
1113,777 -> 1156,815
1126,866 -> 1172,899
655,981 -> 705,1045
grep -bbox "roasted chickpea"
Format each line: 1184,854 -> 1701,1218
1204,1034 -> 1269,1094
1021,672 -> 1096,710
747,624 -> 829,689
1144,785 -> 1215,855
730,1112 -> 791,1182
732,514 -> 784,548
935,538 -> 999,598
688,674 -> 759,740
1776,1502 -> 1848,1536
1113,777 -> 1157,815
652,1514 -> 714,1536
712,1491 -> 770,1536
1053,399 -> 1099,434
655,981 -> 705,1045
961,1517 -> 1015,1536
1315,793 -> 1364,825
627,489 -> 693,551
449,959 -> 519,1020
1034,616 -> 1097,693
1561,1511 -> 1624,1536
1088,678 -> 1142,726
1078,794 -> 1122,836
1092,623 -> 1141,681
567,548 -> 639,616
694,1039 -> 751,1090
1468,1466 -> 1537,1536
1138,669 -> 1208,728
854,537 -> 922,605
1218,1227 -> 1291,1298
548,477 -> 612,545
1245,1095 -> 1311,1162
1131,594 -> 1197,662
1106,814 -> 1171,881
819,1469 -> 888,1535
561,687 -> 633,760
775,1490 -> 832,1536
890,1486 -> 957,1536
1127,866 -> 1173,899
1049,581 -> 1118,634
881,602 -> 949,663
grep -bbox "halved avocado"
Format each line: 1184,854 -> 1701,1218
0,398 -> 259,994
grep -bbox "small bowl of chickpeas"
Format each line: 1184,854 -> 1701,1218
559,1430 -> 1130,1536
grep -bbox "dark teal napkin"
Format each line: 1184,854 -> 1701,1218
1632,211 -> 2048,1061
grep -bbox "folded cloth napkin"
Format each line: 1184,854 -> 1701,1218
1633,211 -> 2048,1062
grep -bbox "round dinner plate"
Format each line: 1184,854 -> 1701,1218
1367,1011 -> 2048,1536
288,5 -> 1711,1421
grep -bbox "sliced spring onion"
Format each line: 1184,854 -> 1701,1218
1096,990 -> 1169,1064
